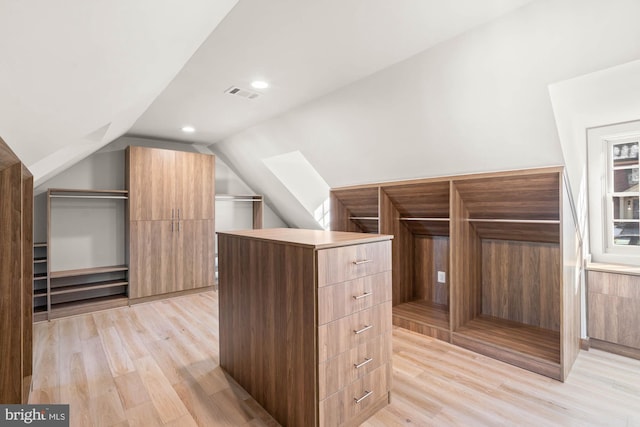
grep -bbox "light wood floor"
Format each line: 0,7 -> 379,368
30,291 -> 640,426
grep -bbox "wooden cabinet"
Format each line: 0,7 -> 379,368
218,229 -> 392,427
127,146 -> 215,300
331,167 -> 582,382
128,146 -> 214,221
0,137 -> 33,404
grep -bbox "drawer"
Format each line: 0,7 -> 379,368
319,363 -> 391,427
318,302 -> 392,361
318,331 -> 391,400
317,240 -> 391,287
318,271 -> 391,325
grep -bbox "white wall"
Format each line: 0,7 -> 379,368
34,135 -> 287,270
212,0 -> 640,229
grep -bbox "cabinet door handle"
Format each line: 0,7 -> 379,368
353,291 -> 372,300
354,357 -> 373,369
353,324 -> 373,335
178,208 -> 180,220
171,221 -> 174,232
178,221 -> 181,232
354,390 -> 373,404
172,208 -> 175,219
352,259 -> 373,265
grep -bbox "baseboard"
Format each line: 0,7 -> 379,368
590,338 -> 640,360
129,286 -> 215,305
580,337 -> 590,351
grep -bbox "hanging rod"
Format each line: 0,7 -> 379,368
50,195 -> 128,200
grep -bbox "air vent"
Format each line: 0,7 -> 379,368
224,86 -> 261,100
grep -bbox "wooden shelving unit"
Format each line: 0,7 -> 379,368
33,242 -> 48,322
47,188 -> 129,318
330,167 -> 582,381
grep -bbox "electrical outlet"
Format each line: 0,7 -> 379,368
437,271 -> 446,283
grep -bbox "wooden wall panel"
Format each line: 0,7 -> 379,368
450,184 -> 481,330
481,240 -> 561,331
21,169 -> 33,401
218,235 -> 316,427
414,236 -> 449,305
588,271 -> 640,349
380,189 -> 414,306
0,163 -> 24,403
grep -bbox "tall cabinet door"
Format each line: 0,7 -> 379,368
128,146 -> 177,221
175,220 -> 215,291
175,151 -> 215,220
129,220 -> 175,298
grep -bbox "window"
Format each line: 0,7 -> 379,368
608,138 -> 640,247
587,120 -> 640,265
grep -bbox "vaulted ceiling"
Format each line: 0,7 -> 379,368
1,0 -> 533,185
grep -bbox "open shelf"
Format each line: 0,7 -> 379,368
49,295 -> 128,319
50,265 -> 128,279
453,315 -> 561,379
50,279 -> 128,296
393,300 -> 450,341
34,242 -> 47,248
33,273 -> 47,280
331,186 -> 380,233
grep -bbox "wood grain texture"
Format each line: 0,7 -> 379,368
28,292 -> 640,427
22,170 -> 33,402
382,180 -> 450,219
318,332 -> 391,400
175,151 -> 215,220
470,221 -> 560,243
0,162 -> 25,403
380,189 -> 414,306
588,270 -> 640,349
127,146 -> 177,221
319,363 -> 391,427
317,240 -> 391,287
330,187 -> 380,233
129,220 -> 175,298
414,236 -> 449,305
451,171 -> 561,221
481,239 -> 560,331
176,220 -> 215,291
221,228 -> 390,250
318,302 -> 392,361
252,197 -> 263,229
218,234 -> 317,427
590,338 -> 640,360
450,184 -> 482,330
317,271 -> 391,325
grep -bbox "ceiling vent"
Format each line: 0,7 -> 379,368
224,86 -> 261,100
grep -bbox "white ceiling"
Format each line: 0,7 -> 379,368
0,0 -> 238,184
129,0 -> 535,144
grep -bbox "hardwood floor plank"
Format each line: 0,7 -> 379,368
29,291 -> 640,427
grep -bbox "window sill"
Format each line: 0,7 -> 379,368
586,261 -> 640,276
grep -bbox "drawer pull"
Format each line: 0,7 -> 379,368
354,357 -> 373,369
352,259 -> 373,265
353,291 -> 372,300
354,390 -> 373,404
353,324 -> 373,335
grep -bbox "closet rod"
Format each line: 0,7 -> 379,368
50,195 -> 128,200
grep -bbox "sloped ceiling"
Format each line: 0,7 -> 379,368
0,0 -> 238,185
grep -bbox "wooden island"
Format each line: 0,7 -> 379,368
217,228 -> 393,427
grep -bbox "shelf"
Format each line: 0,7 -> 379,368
50,265 -> 128,279
469,220 -> 559,244
468,219 -> 560,224
50,280 -> 128,296
33,273 -> 48,280
399,217 -> 449,221
49,295 -> 128,319
33,289 -> 47,297
34,257 -> 47,263
349,216 -> 379,221
34,242 -> 47,248
393,300 -> 450,341
454,315 -> 560,364
49,188 -> 128,200
216,194 -> 262,202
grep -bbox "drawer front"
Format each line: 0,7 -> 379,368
319,363 -> 391,427
318,302 -> 392,362
318,331 -> 391,400
318,271 -> 391,325
317,240 -> 391,287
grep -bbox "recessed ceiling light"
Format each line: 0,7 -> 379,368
181,126 -> 195,133
251,80 -> 269,89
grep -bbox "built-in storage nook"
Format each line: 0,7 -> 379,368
331,167 -> 581,381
